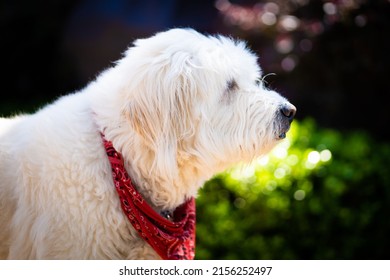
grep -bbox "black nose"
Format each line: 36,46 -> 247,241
280,104 -> 296,121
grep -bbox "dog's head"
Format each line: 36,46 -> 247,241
116,28 -> 296,183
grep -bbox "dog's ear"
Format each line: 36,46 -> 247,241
124,49 -> 199,182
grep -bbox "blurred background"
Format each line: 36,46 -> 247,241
1,0 -> 389,259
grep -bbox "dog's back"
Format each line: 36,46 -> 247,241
0,96 -> 149,259
0,102 -> 99,259
0,116 -> 26,258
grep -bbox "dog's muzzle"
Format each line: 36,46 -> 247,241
276,103 -> 296,139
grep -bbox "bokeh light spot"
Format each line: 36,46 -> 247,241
308,151 -> 321,164
323,2 -> 337,15
320,149 -> 332,162
294,190 -> 306,201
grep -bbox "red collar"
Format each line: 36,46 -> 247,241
101,135 -> 196,260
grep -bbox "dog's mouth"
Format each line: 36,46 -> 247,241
275,117 -> 293,140
277,127 -> 290,140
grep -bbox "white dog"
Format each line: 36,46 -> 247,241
0,28 -> 295,259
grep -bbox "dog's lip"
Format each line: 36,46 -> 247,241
276,125 -> 291,140
278,132 -> 287,139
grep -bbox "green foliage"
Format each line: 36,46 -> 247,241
196,119 -> 390,259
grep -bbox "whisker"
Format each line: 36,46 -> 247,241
261,73 -> 276,85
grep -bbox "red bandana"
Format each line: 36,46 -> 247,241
101,135 -> 196,260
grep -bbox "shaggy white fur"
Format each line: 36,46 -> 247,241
0,28 -> 295,259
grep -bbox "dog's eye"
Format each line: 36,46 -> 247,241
221,79 -> 238,104
227,79 -> 238,91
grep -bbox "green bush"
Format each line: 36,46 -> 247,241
196,119 -> 390,259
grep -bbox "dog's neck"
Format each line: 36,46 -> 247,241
121,142 -> 205,212
96,127 -> 206,212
